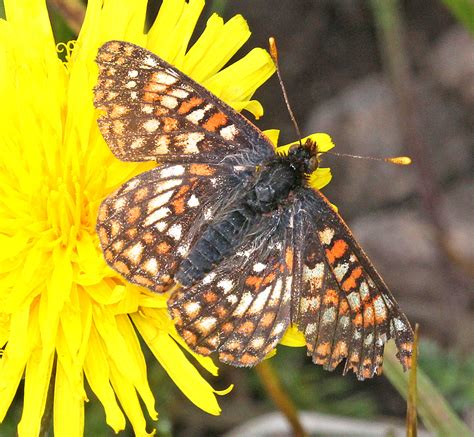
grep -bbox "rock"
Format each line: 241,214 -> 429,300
349,178 -> 474,347
428,26 -> 474,104
305,75 -> 472,216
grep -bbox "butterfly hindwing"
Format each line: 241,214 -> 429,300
94,41 -> 275,165
291,189 -> 413,379
169,208 -> 295,366
97,163 -> 251,292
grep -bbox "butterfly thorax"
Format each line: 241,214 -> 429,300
175,141 -> 318,287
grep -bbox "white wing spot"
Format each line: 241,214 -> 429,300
186,109 -> 206,124
184,301 -> 201,318
143,55 -> 158,67
226,294 -> 238,305
143,257 -> 158,275
393,318 -> 407,331
160,165 -> 185,178
147,190 -> 174,213
156,178 -> 182,193
124,242 -> 143,264
142,104 -> 154,114
123,178 -> 140,193
153,71 -> 177,85
217,279 -> 234,292
233,292 -> 253,316
167,223 -> 182,240
169,88 -> 189,99
251,337 -> 265,349
180,132 -> 205,154
359,281 -> 370,300
125,80 -> 136,89
220,124 -> 237,140
334,262 -> 349,281
144,207 -> 170,226
321,307 -> 337,324
154,135 -> 170,154
114,197 -> 126,210
373,296 -> 387,319
319,227 -> 335,245
248,287 -> 271,314
128,70 -> 139,78
130,138 -> 145,149
154,221 -> 167,232
347,292 -> 361,310
187,194 -> 200,207
143,119 -> 160,132
253,262 -> 266,273
196,317 -> 217,334
160,95 -> 178,109
202,272 -> 216,285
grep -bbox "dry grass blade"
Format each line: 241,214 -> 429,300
406,324 -> 419,437
254,360 -> 308,437
384,341 -> 471,435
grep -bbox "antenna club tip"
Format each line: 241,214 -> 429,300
269,37 -> 278,60
386,156 -> 412,165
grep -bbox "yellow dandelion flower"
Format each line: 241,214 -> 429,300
0,0 -> 275,435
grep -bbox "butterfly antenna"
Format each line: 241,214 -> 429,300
269,37 -> 302,146
324,150 -> 412,166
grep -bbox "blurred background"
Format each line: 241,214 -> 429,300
2,0 -> 473,435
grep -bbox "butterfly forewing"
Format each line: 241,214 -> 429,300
94,40 -> 275,165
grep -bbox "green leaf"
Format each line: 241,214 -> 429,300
441,0 -> 474,35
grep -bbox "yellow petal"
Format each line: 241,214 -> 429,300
148,0 -> 205,64
280,325 -> 306,347
4,0 -> 56,64
41,248 -> 72,349
263,129 -> 280,147
308,167 -> 333,190
53,361 -> 85,437
203,47 -> 275,109
139,307 -> 219,376
83,326 -> 126,432
109,363 -> 154,437
116,315 -> 157,420
181,14 -> 251,82
232,99 -> 265,119
132,312 -> 223,415
18,321 -> 55,437
0,307 -> 29,421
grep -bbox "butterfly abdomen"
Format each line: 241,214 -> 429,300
175,161 -> 298,286
176,207 -> 256,286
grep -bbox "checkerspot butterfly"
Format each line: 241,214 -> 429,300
94,41 -> 414,379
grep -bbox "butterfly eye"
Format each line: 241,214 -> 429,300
288,144 -> 300,156
307,156 -> 319,173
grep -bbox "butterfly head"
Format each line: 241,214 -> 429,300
288,138 -> 320,175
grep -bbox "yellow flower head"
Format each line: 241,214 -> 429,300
0,0 -> 277,435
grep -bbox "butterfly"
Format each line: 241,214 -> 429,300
94,40 -> 414,380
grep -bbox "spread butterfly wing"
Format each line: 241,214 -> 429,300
97,163 -> 250,292
94,40 -> 275,165
291,189 -> 414,380
169,208 -> 296,366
